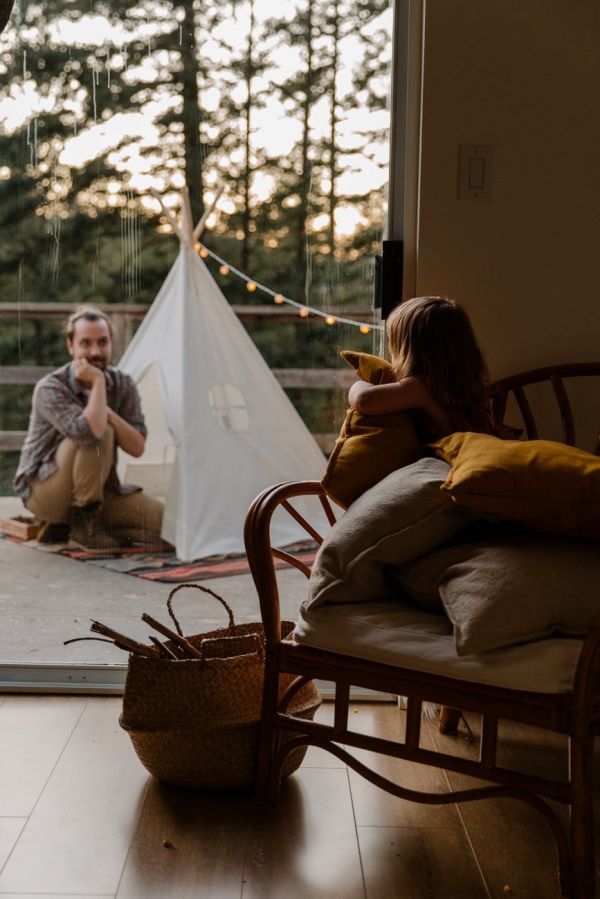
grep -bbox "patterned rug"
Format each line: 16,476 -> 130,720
2,532 -> 317,583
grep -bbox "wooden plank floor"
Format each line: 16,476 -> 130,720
0,695 -> 597,898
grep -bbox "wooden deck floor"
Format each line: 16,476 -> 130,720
0,696 -> 597,898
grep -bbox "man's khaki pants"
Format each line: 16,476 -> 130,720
26,428 -> 164,544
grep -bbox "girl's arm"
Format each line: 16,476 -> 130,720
348,376 -> 430,415
349,374 -> 455,433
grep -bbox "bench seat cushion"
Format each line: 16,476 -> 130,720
294,599 -> 583,694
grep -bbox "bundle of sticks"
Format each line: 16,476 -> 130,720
64,614 -> 203,661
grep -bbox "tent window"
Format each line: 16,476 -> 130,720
209,384 -> 249,432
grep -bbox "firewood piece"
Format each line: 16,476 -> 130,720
141,613 -> 202,659
89,620 -> 156,658
149,636 -> 179,661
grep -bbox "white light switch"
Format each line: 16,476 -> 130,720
458,145 -> 492,199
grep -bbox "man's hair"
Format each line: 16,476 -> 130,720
66,305 -> 113,342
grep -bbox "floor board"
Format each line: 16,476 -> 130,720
242,768 -> 365,899
358,825 -> 489,899
0,698 -> 148,896
0,695 -> 86,816
116,781 -> 248,899
426,714 -> 599,898
0,820 -> 26,873
347,705 -> 463,830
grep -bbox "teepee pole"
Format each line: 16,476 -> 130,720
149,189 -> 185,243
193,186 -> 224,240
181,187 -> 195,247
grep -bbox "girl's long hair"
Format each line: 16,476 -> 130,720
386,296 -> 492,432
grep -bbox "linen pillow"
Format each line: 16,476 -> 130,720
307,457 -> 475,610
321,350 -> 421,508
433,431 -> 600,539
434,536 -> 600,655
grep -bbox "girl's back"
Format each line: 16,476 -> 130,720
348,296 -> 493,440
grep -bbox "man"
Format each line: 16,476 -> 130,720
13,306 -> 164,550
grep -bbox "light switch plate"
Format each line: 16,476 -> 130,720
458,145 -> 493,199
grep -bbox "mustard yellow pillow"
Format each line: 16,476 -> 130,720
321,351 -> 421,508
433,431 -> 600,539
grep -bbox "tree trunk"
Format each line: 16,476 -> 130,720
177,0 -> 204,225
241,0 -> 255,272
328,1 -> 339,256
296,0 -> 314,271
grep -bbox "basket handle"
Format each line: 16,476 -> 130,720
199,632 -> 264,663
166,583 -> 235,637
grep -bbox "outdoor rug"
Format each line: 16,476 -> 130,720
2,532 -> 317,583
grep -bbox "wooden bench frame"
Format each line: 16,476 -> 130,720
244,363 -> 600,899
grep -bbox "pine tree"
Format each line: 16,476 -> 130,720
213,0 -> 270,274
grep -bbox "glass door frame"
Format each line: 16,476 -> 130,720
0,0 -> 424,694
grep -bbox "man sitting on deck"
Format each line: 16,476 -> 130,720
13,306 -> 164,550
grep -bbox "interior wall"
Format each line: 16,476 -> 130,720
416,0 -> 600,381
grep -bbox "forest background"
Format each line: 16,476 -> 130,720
0,0 -> 391,492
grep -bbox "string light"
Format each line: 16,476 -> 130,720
194,243 -> 383,332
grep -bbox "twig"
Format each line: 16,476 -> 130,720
90,620 -> 156,659
193,185 -> 224,240
141,613 -> 202,659
64,637 -> 115,646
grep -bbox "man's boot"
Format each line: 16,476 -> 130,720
37,521 -> 71,544
69,502 -> 119,551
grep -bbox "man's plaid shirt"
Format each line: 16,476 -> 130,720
13,362 -> 147,501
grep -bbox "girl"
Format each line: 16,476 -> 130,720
349,296 -> 492,737
349,295 -> 493,440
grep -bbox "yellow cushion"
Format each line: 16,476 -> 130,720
338,350 -> 396,385
321,351 -> 421,508
433,431 -> 600,539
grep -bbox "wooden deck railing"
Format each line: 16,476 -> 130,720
0,302 -> 368,452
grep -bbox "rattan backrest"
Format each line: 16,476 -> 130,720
488,362 -> 600,454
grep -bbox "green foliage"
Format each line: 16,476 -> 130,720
0,451 -> 20,495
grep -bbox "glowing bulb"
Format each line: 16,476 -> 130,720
194,241 -> 201,251
274,294 -> 284,304
219,265 -> 230,276
359,324 -> 371,334
325,315 -> 336,326
299,307 -> 309,318
246,281 -> 257,293
199,248 -> 209,259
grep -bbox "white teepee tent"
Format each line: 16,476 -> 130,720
117,190 -> 327,560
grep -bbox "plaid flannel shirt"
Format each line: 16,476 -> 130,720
13,362 -> 147,501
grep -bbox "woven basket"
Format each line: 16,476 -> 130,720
119,584 -> 321,789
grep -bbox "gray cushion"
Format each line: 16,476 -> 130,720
294,599 -> 584,693
306,457 -> 474,610
395,535 -> 600,655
